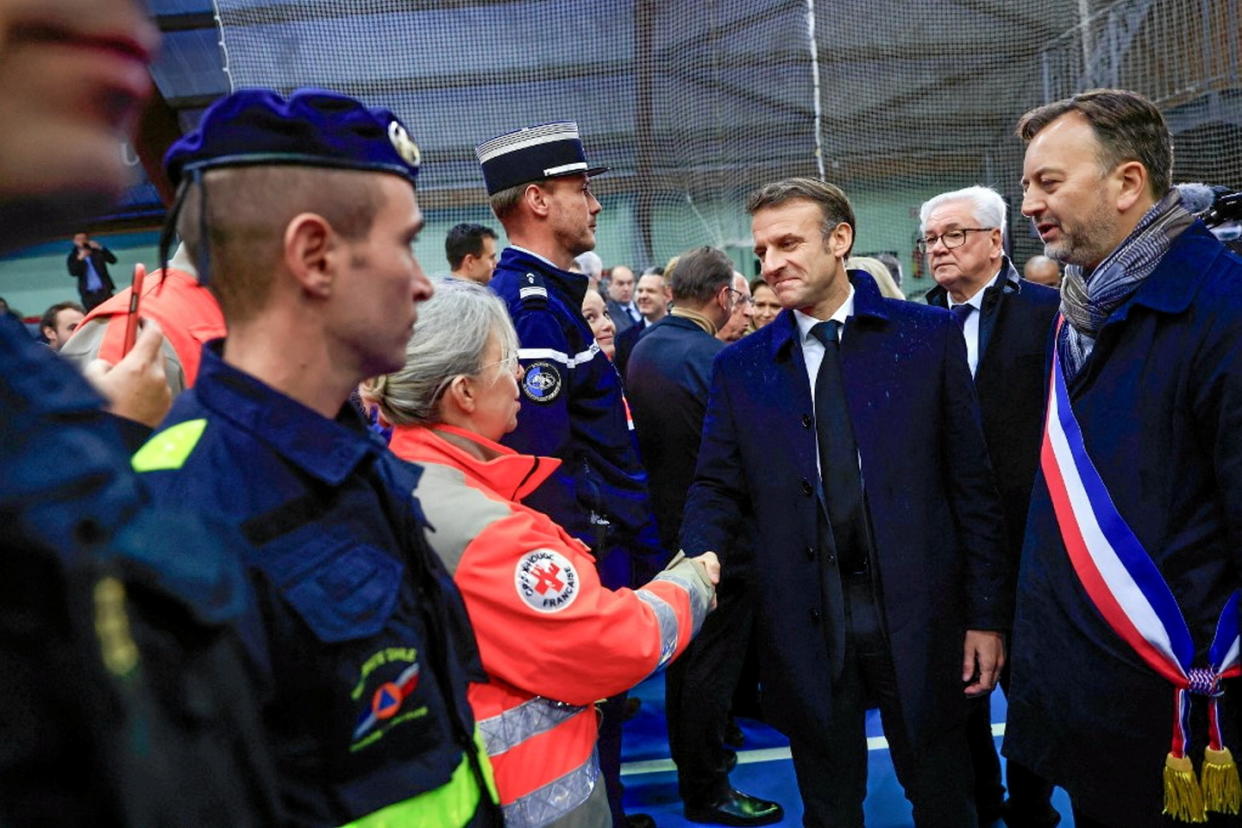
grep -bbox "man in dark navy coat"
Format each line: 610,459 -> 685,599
628,246 -> 783,826
921,185 -> 1060,827
681,177 -> 1009,827
1004,90 -> 1242,828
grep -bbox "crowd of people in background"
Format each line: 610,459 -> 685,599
3,2 -> 1242,828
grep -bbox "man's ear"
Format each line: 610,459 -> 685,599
1114,160 -> 1150,213
827,222 -> 854,260
283,212 -> 336,298
523,183 -> 551,219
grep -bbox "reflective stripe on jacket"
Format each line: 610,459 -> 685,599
391,424 -> 713,827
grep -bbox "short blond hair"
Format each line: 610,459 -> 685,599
176,166 -> 383,323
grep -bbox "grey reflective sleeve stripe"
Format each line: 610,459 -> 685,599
634,589 -> 680,669
476,696 -> 587,757
654,562 -> 713,636
501,747 -> 600,828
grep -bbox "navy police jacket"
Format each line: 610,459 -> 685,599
136,343 -> 493,827
0,315 -> 280,825
1003,223 -> 1242,827
491,246 -> 664,589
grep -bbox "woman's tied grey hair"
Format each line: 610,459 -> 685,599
360,279 -> 519,427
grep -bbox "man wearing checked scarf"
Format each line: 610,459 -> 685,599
1003,88 -> 1242,828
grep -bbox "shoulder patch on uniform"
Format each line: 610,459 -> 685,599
514,549 -> 580,613
518,272 -> 548,306
521,361 -> 563,404
132,418 -> 208,472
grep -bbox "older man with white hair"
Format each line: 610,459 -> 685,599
920,185 -> 1060,827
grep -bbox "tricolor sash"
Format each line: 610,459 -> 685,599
1041,317 -> 1241,823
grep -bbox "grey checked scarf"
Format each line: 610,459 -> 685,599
1058,190 -> 1194,380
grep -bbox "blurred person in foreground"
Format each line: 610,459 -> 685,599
364,278 -> 717,827
919,184 -> 1060,826
1004,88 -> 1242,828
135,88 -> 500,826
0,0 -> 280,822
628,246 -> 784,825
681,177 -> 1009,827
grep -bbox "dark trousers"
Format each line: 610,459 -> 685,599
597,691 -> 628,826
789,577 -> 976,828
81,289 -> 112,312
666,578 -> 754,805
967,667 -> 1059,827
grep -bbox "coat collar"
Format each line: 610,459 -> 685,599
1113,221 -> 1223,321
924,256 -> 1022,309
500,245 -> 589,308
388,423 -> 560,502
767,269 -> 889,362
193,341 -> 379,486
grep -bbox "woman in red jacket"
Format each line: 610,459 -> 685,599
363,279 -> 718,828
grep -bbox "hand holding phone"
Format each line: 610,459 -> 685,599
121,263 -> 147,357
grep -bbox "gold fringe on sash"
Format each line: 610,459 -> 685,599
1164,753 -> 1207,823
1201,746 -> 1242,815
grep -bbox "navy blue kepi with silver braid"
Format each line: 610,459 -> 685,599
164,87 -> 422,186
475,121 -> 608,196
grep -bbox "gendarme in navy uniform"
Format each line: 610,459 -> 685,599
476,123 -> 663,592
135,89 -> 498,826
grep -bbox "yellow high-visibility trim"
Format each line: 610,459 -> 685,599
132,419 -> 207,472
343,736 -> 497,828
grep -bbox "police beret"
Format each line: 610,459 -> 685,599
164,88 -> 422,187
475,122 -> 608,196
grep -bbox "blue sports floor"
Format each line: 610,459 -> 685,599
618,675 -> 1076,827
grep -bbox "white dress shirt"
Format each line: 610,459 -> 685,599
793,286 -> 856,393
948,271 -> 1000,378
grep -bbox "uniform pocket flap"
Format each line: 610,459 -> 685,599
283,544 -> 403,643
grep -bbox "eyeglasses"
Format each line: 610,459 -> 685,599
915,227 -> 995,253
725,287 -> 752,307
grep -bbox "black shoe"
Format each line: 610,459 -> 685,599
724,719 -> 745,748
625,814 -> 656,828
684,789 -> 784,826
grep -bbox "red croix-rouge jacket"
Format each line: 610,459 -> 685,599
389,424 -> 713,828
63,267 -> 224,392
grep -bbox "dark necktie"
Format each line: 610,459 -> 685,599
810,320 -> 868,574
951,303 -> 974,327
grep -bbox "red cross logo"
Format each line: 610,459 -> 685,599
531,563 -> 565,594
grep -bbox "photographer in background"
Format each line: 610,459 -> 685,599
66,231 -> 117,310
